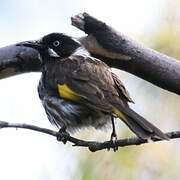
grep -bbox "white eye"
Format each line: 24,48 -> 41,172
53,40 -> 60,47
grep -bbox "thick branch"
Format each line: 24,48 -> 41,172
0,45 -> 40,79
0,120 -> 179,152
0,13 -> 180,95
72,13 -> 180,95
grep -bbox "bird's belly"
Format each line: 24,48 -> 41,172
42,95 -> 111,132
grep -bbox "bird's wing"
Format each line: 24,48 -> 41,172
56,55 -> 168,141
56,55 -> 132,113
111,72 -> 134,103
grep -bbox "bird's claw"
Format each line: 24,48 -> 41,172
56,127 -> 69,144
107,132 -> 118,152
111,132 -> 118,152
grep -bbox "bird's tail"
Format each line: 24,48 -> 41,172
113,107 -> 169,140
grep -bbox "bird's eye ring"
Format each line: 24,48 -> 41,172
53,40 -> 60,47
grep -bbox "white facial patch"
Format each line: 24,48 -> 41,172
72,47 -> 90,56
48,48 -> 60,57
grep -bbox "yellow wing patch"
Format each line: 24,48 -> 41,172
112,107 -> 127,122
58,84 -> 81,101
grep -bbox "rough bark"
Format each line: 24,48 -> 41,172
72,13 -> 180,95
0,45 -> 40,79
0,13 -> 180,96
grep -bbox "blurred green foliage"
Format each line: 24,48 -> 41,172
151,1 -> 180,59
71,1 -> 180,180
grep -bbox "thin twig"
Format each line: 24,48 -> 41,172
0,120 -> 179,152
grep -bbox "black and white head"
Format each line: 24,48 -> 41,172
17,33 -> 82,60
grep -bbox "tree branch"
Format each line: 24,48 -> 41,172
0,45 -> 40,79
0,13 -> 180,95
0,120 -> 179,152
72,13 -> 180,95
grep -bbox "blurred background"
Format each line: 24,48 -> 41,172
0,0 -> 180,179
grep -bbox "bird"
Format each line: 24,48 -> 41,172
17,33 -> 169,150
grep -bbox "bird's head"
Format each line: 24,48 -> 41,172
17,33 -> 81,60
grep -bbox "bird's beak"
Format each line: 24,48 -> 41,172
16,40 -> 60,58
16,40 -> 44,50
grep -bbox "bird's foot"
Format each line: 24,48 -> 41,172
107,116 -> 118,152
107,131 -> 118,152
56,126 -> 70,144
110,131 -> 118,152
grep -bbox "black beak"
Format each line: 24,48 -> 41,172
16,40 -> 44,50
